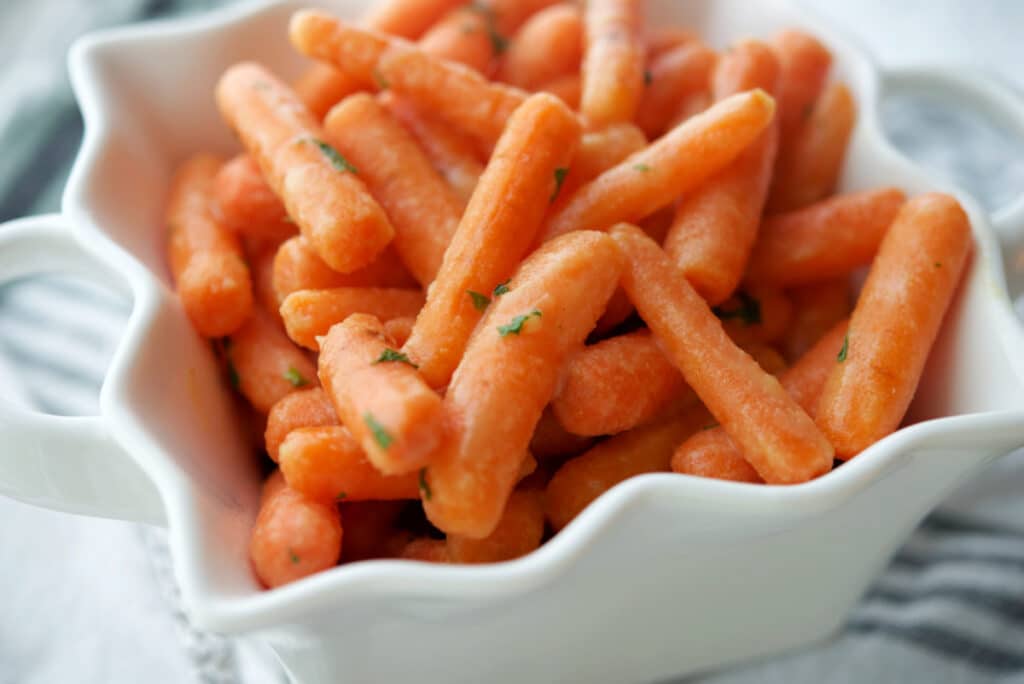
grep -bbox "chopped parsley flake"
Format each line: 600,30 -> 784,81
374,348 -> 418,368
336,492 -> 348,501
284,366 -> 309,387
837,333 -> 849,362
551,167 -> 569,202
633,163 -> 652,173
934,261 -> 942,269
469,2 -> 508,55
373,68 -> 390,90
493,279 -> 511,297
498,309 -> 542,337
288,548 -> 300,564
418,468 -> 432,501
310,138 -> 358,174
467,290 -> 491,311
713,291 -> 762,326
364,413 -> 393,449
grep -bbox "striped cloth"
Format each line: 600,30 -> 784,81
0,2 -> 1022,683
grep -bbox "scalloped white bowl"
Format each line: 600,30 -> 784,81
1,1 -> 1024,682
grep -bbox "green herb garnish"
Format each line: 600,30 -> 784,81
493,279 -> 511,297
289,548 -> 300,564
364,413 -> 393,449
469,2 -> 508,55
468,290 -> 491,311
551,167 -> 569,203
498,309 -> 542,337
418,468 -> 432,501
373,68 -> 390,90
934,261 -> 942,269
336,492 -> 348,501
633,163 -> 652,173
374,348 -> 418,368
713,291 -> 762,326
310,138 -> 358,174
284,366 -> 309,387
837,333 -> 849,362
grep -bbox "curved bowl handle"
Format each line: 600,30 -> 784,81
0,215 -> 164,525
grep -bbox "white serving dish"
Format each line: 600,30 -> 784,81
1,1 -> 1023,682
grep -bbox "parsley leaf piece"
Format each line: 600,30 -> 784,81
467,290 -> 491,311
373,68 -> 390,90
364,413 -> 393,449
289,548 -> 300,564
336,492 -> 348,501
374,348 -> 418,368
633,163 -> 652,173
934,261 -> 942,269
712,291 -> 762,326
498,309 -> 542,337
418,468 -> 432,501
469,1 -> 508,55
493,279 -> 511,297
310,138 -> 358,174
284,366 -> 309,387
551,167 -> 569,203
837,333 -> 849,362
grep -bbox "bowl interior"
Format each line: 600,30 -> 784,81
61,0 -> 1024,619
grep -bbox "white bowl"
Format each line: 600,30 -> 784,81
1,1 -> 1023,682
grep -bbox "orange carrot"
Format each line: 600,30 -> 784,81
580,0 -> 645,127
167,154 -> 253,338
363,0 -> 468,39
339,501 -> 411,562
214,154 -> 296,242
636,42 -> 717,139
281,287 -> 425,351
556,122 -> 648,202
610,224 -> 834,484
498,4 -> 583,89
717,285 -> 794,345
403,93 -> 581,388
530,408 -> 596,460
382,316 -> 416,348
645,27 -> 698,59
783,279 -> 852,363
418,7 -> 502,74
401,538 -> 451,562
447,488 -> 546,563
247,237 -> 286,326
543,89 -> 776,241
748,188 -> 906,286
324,93 -> 462,285
663,40 -> 780,305
538,73 -> 582,109
293,64 -> 363,121
423,231 -> 624,538
227,311 -> 318,414
279,426 -> 420,502
260,470 -> 287,507
773,29 -> 832,148
249,480 -> 342,588
216,62 -> 394,273
265,387 -> 338,462
816,194 -> 972,459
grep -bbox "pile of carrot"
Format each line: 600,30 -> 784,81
165,0 -> 973,589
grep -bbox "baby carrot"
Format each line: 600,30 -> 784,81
552,330 -> 688,436
261,470 -> 287,507
363,0 -> 468,39
773,29 -> 832,148
717,285 -> 794,346
249,480 -> 342,589
401,538 -> 451,563
447,488 -> 546,563
403,93 -> 581,388
279,426 -> 420,502
227,310 -> 318,414
531,408 -> 596,460
645,27 -> 698,59
498,4 -> 583,90
167,154 -> 253,338
216,62 -> 394,273
783,279 -> 852,363
339,501 -> 410,562
543,89 -> 776,241
293,64 -> 363,121
635,42 -> 717,140
323,93 -> 462,286
382,316 -> 416,348
580,0 -> 645,127
319,314 -> 444,474
265,387 -> 338,462
546,403 -> 712,531
768,81 -> 856,213
538,74 -> 582,109
556,122 -> 648,202
422,231 -> 624,538
611,224 -> 834,484
273,237 -> 415,305
214,155 -> 295,242
418,7 -> 502,75
663,40 -> 780,305
247,237 -> 286,327
816,194 -> 972,459
281,287 -> 425,351
748,187 -> 906,286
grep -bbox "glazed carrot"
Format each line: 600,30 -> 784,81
380,92 -> 485,204
227,311 -> 318,414
543,89 -> 776,241
546,403 -> 712,531
363,0 -> 468,39
382,316 -> 416,348
784,279 -> 852,363
214,155 -> 296,242
580,0 -> 645,127
447,488 -> 546,563
319,314 -> 444,474
281,288 -> 425,350
249,480 -> 342,588
324,94 -> 462,286
773,29 -> 832,148
635,42 -> 717,139
748,188 -> 906,286
401,538 -> 450,562
673,319 -> 849,481
167,154 -> 254,338
717,285 -> 794,345
663,40 -> 780,305
538,74 -> 582,109
768,82 -> 856,213
293,64 -> 363,121
552,330 -> 687,436
556,122 -> 648,202
247,237 -> 286,326
216,62 -> 394,273
339,501 -> 410,562
645,27 -> 698,59
816,194 -> 972,459
422,231 -> 624,538
498,4 -> 583,89
279,426 -> 420,502
530,408 -> 596,460
273,237 -> 416,305
403,93 -> 581,388
611,224 -> 834,484
418,7 -> 501,74
265,387 -> 338,462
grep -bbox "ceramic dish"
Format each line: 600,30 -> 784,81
1,0 -> 1023,682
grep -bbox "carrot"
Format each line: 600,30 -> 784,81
783,279 -> 852,363
498,4 -> 583,89
403,93 -> 581,388
767,81 -> 856,213
556,122 -> 647,202
382,316 -> 416,348
273,237 -> 416,305
530,408 -> 596,460
380,92 -> 485,204
552,330 -> 688,436
447,488 -> 546,563
748,188 -> 907,286
418,7 -> 502,74
213,155 -> 296,242
293,64 -> 363,121
323,93 -> 462,286
773,29 -> 832,149
538,74 -> 582,109
645,27 -> 698,59
401,538 -> 450,562
717,285 -> 794,345
610,224 -> 834,484
226,310 -> 318,414
281,288 -> 425,351
247,237 -> 286,327
260,470 -> 287,507
339,501 -> 411,562
543,89 -> 776,241
216,62 -> 394,273
166,154 -> 254,338
663,40 -> 780,305
546,403 -> 712,531
422,231 -> 624,538
673,319 -> 849,481
363,0 -> 468,39
636,42 -> 717,140
816,194 -> 972,459
279,426 -> 421,503
249,480 -> 342,588
265,387 -> 338,462
580,0 -> 645,127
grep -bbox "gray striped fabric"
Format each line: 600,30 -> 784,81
0,2 -> 1022,683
